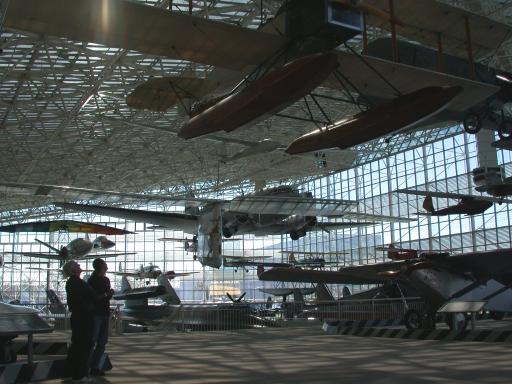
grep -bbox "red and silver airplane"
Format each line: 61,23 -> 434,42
395,189 -> 512,216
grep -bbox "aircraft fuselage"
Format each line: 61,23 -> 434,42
432,199 -> 493,216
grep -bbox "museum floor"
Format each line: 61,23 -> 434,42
40,324 -> 512,384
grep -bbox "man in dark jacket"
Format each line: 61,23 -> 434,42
87,258 -> 114,376
63,260 -> 107,382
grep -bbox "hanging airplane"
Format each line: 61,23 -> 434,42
223,256 -> 292,273
365,37 -> 512,139
375,244 -> 458,261
259,247 -> 512,329
112,264 -> 197,280
395,189 -> 512,216
159,235 -> 242,255
282,251 -> 344,269
3,236 -> 135,262
0,220 -> 132,235
0,182 -> 413,269
471,167 -> 512,198
3,0 -> 507,153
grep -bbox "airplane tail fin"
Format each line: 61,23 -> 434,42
292,288 -> 305,304
121,276 -> 132,293
46,289 -> 67,313
316,283 -> 335,301
157,276 -> 181,305
422,195 -> 435,213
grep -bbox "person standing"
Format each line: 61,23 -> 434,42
63,260 -> 103,383
87,258 -> 114,376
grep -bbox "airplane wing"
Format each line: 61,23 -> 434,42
339,212 -> 414,223
0,220 -> 132,235
325,51 -> 499,113
280,251 -> 348,255
163,271 -> 198,278
365,0 -> 512,60
4,0 -> 286,70
56,203 -> 199,234
110,271 -> 140,277
258,263 -> 403,284
395,188 -> 512,204
428,248 -> 512,286
0,182 -> 221,205
3,252 -> 62,261
223,256 -> 271,261
5,251 -> 136,261
225,195 -> 358,217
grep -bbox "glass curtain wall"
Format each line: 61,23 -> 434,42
2,132 -> 511,303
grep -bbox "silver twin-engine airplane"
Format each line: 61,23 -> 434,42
0,182 -> 412,268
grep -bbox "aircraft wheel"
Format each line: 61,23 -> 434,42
498,120 -> 512,140
446,313 -> 468,332
403,309 -> 421,330
463,112 -> 482,134
489,311 -> 506,321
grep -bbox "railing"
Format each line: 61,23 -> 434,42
22,297 -> 426,333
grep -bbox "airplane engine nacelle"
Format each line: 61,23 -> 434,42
222,214 -> 248,237
287,216 -> 317,240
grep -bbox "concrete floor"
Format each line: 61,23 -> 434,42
39,325 -> 512,384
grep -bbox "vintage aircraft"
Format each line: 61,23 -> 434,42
223,256 -> 292,273
282,251 -> 343,269
375,244 -> 455,261
472,167 -> 512,198
366,37 -> 512,138
3,0 -> 507,154
3,236 -> 134,262
0,220 -> 132,235
395,189 -> 512,216
0,182 -> 412,268
114,276 -> 277,330
259,247 -> 512,329
112,264 -> 197,280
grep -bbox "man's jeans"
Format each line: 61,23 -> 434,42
90,315 -> 109,371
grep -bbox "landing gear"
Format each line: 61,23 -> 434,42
463,112 -> 482,134
498,119 -> 512,140
403,309 -> 421,330
403,309 -> 436,330
445,313 -> 468,332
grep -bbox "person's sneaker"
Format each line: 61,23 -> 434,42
90,368 -> 106,377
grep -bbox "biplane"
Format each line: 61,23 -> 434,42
3,0 -> 510,153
